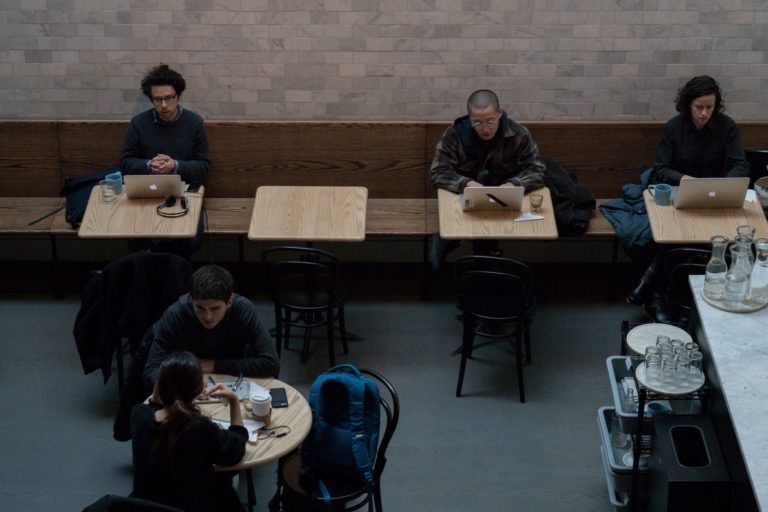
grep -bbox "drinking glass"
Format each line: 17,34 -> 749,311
684,341 -> 699,355
656,335 -> 671,350
529,193 -> 543,213
689,350 -> 704,385
661,358 -> 678,390
99,179 -> 116,203
645,354 -> 662,386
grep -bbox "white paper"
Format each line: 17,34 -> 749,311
212,418 -> 264,442
745,189 -> 757,203
514,212 -> 545,222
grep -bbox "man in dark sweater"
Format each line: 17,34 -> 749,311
121,64 -> 211,259
143,265 -> 279,388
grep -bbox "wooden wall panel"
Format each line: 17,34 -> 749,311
0,121 -> 60,196
206,122 -> 428,198
57,121 -> 127,180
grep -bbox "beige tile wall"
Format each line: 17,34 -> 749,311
1,0 -> 767,120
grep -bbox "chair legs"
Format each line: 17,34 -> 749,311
326,307 -> 336,367
273,307 -> 344,367
456,315 -> 526,402
338,305 -> 349,355
524,318 -> 532,364
456,316 -> 475,397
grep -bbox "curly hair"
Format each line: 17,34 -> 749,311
675,75 -> 724,117
140,64 -> 186,99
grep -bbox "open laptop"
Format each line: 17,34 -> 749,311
459,186 -> 525,211
124,174 -> 183,199
672,177 -> 749,209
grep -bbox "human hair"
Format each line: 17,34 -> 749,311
675,75 -> 724,117
190,264 -> 233,302
151,351 -> 203,474
467,89 -> 500,114
140,64 -> 186,99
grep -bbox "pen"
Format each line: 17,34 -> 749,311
208,375 -> 216,387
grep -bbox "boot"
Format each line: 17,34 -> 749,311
644,292 -> 670,324
626,261 -> 658,305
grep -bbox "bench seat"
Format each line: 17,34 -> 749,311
0,197 -> 63,234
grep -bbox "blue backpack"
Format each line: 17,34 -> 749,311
300,364 -> 380,509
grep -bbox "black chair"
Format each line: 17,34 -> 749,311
663,248 -> 709,325
262,246 -> 349,366
277,368 -> 400,512
73,252 -> 192,393
454,255 -> 536,364
455,269 -> 531,402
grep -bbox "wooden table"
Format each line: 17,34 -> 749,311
201,376 -> 312,471
437,187 -> 558,240
248,186 -> 368,242
643,190 -> 768,243
78,186 -> 205,238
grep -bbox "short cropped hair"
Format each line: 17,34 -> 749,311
675,75 -> 724,117
467,90 -> 500,114
140,64 -> 186,100
190,265 -> 233,302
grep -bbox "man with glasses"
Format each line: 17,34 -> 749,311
120,64 -> 211,258
429,89 -> 545,267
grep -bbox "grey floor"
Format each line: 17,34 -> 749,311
0,266 -> 646,512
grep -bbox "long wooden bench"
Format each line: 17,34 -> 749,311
3,120 -> 768,258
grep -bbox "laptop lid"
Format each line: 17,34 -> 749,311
459,186 -> 525,211
672,177 -> 749,209
124,175 -> 183,199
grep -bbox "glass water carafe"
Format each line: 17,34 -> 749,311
750,238 -> 768,305
703,235 -> 729,300
724,243 -> 751,308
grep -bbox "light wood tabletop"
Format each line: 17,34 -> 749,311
202,376 -> 312,471
643,190 -> 768,244
248,186 -> 368,242
437,187 -> 558,240
78,185 -> 205,238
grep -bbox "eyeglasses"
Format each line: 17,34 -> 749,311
151,94 -> 177,105
471,119 -> 498,128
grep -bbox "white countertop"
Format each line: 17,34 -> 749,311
690,275 -> 768,511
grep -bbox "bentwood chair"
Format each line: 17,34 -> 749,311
663,248 -> 709,325
455,267 -> 531,402
261,246 -> 349,367
276,368 -> 400,512
454,255 -> 536,364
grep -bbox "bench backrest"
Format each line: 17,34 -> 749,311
1,120 -> 767,199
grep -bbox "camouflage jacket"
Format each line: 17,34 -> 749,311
430,112 -> 545,193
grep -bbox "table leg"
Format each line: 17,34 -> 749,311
245,468 -> 256,512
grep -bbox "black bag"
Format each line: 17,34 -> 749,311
60,167 -> 120,228
540,156 -> 596,236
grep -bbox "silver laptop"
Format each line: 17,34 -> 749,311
672,177 -> 749,209
124,174 -> 183,199
459,186 -> 525,211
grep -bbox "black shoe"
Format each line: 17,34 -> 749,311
643,294 -> 670,324
430,234 -> 460,270
626,279 -> 650,305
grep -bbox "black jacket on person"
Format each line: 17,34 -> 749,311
73,253 -> 192,383
131,404 -> 247,512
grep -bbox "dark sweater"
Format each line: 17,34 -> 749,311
130,404 -> 247,512
650,113 -> 749,185
143,294 -> 280,388
120,107 -> 211,183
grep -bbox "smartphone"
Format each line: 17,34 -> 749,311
270,387 -> 288,408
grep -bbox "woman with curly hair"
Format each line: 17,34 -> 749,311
627,75 -> 749,321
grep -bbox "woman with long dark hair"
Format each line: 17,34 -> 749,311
130,351 -> 247,511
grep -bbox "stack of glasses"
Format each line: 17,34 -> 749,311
643,336 -> 705,392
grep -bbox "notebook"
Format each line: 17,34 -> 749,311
459,186 -> 525,211
124,174 -> 183,198
671,177 -> 749,209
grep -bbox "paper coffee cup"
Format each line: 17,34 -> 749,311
249,387 -> 272,423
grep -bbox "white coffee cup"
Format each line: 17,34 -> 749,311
249,387 -> 271,421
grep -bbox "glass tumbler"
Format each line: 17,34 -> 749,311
645,354 -> 662,386
689,351 -> 705,386
661,358 -> 678,390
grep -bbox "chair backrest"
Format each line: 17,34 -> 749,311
358,368 -> 400,482
458,270 -> 528,320
267,260 -> 338,310
663,247 -> 711,281
454,255 -> 535,306
668,262 -> 707,309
